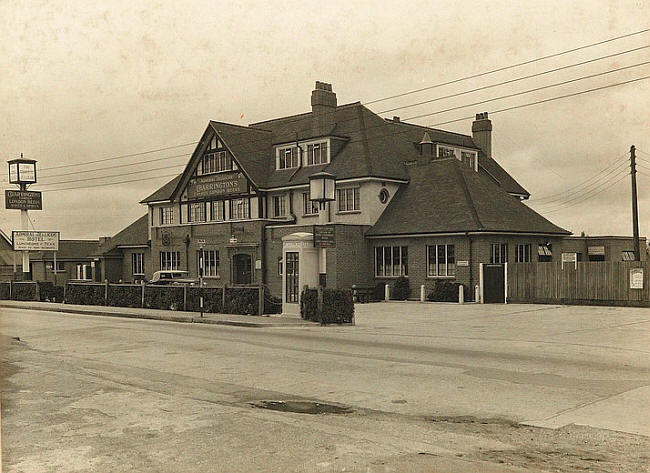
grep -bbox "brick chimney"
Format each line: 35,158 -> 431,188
472,112 -> 492,159
311,81 -> 337,136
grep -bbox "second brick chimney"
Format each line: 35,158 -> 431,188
311,81 -> 337,136
472,112 -> 492,159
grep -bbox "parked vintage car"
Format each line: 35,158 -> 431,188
149,270 -> 199,285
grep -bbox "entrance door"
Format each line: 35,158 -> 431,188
483,264 -> 505,303
285,252 -> 299,303
232,253 -> 252,285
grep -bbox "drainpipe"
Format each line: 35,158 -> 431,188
260,222 -> 267,285
184,234 -> 190,272
467,233 -> 473,300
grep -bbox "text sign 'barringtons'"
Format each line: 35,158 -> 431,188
12,231 -> 59,251
5,190 -> 42,210
186,172 -> 247,199
313,225 -> 335,248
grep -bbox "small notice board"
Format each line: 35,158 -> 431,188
630,268 -> 644,289
313,225 -> 335,248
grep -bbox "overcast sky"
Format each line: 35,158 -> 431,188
1,0 -> 649,241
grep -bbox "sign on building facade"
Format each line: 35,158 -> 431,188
5,190 -> 42,210
313,225 -> 335,248
12,231 -> 60,251
186,172 -> 248,199
629,268 -> 644,289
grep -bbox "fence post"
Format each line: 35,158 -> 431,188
183,284 -> 187,311
104,280 -> 109,305
9,280 -> 12,300
384,284 -> 390,301
141,280 -> 145,308
35,281 -> 40,301
63,282 -> 67,303
222,284 -> 227,312
258,284 -> 264,316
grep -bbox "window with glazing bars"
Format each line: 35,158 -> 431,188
427,244 -> 456,276
306,142 -> 328,165
160,251 -> 180,270
197,249 -> 219,277
515,244 -> 531,262
132,252 -> 145,275
374,246 -> 408,277
337,187 -> 360,212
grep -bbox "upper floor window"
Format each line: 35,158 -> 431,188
306,142 -> 328,165
273,195 -> 287,217
188,202 -> 206,223
461,151 -> 476,169
277,146 -> 299,170
438,146 -> 457,158
303,192 -> 319,216
437,144 -> 478,169
210,201 -> 225,222
202,151 -> 232,174
160,206 -> 174,225
337,187 -> 360,212
230,198 -> 250,220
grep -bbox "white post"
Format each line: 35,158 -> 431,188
458,285 -> 464,304
479,262 -> 484,304
384,283 -> 390,301
504,262 -> 508,304
20,208 -> 29,278
474,284 -> 480,303
420,284 -> 425,302
318,203 -> 327,287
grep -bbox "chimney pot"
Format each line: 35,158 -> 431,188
393,116 -> 400,122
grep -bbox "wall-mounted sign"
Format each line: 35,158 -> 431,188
5,190 -> 42,210
12,231 -> 59,251
561,252 -> 577,269
313,225 -> 335,248
457,260 -> 469,267
630,268 -> 644,289
588,246 -> 605,255
186,172 -> 247,199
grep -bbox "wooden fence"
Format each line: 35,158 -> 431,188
507,261 -> 649,306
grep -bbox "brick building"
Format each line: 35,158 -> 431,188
135,81 -> 590,310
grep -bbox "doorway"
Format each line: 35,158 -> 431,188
285,252 -> 299,303
232,253 -> 252,285
483,264 -> 505,303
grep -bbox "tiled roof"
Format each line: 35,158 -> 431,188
140,174 -> 182,203
367,158 -> 569,237
96,214 -> 149,255
31,240 -> 99,261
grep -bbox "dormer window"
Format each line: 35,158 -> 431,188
436,144 -> 478,171
461,151 -> 476,169
306,141 -> 328,165
438,146 -> 457,158
277,146 -> 299,170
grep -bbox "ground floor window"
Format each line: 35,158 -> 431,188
132,252 -> 145,276
76,263 -> 91,280
490,243 -> 508,263
46,261 -> 65,272
515,244 -> 531,263
160,251 -> 180,270
375,246 -> 408,277
197,250 -> 219,277
621,250 -> 635,261
427,244 -> 455,276
538,243 -> 553,262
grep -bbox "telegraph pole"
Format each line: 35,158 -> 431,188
630,145 -> 640,261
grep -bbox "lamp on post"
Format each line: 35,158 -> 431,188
309,171 -> 336,325
7,156 -> 38,281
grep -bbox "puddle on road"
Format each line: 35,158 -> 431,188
251,400 -> 352,415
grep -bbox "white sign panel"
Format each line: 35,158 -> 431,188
561,252 -> 577,269
12,231 -> 60,251
630,268 -> 644,289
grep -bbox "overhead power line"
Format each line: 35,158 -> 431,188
365,29 -> 649,105
37,163 -> 186,187
378,45 -> 649,115
40,172 -> 181,193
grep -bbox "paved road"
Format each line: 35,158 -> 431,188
1,303 -> 648,472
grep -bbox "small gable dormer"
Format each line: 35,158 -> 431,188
275,138 -> 331,170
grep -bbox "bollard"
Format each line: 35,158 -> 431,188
458,285 -> 464,304
420,284 -> 425,302
474,284 -> 480,304
384,283 -> 390,301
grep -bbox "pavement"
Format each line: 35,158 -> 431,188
1,301 -> 649,472
0,300 -> 315,327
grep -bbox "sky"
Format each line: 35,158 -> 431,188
1,0 -> 649,241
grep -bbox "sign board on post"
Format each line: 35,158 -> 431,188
630,268 -> 644,289
561,252 -> 577,270
12,231 -> 59,251
313,225 -> 335,248
5,190 -> 42,210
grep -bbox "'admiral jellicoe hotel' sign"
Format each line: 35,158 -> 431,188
187,172 -> 248,199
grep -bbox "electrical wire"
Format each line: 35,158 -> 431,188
377,45 -> 649,115
40,172 -> 181,193
365,28 -> 649,105
36,163 -> 186,187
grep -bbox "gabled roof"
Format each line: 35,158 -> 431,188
367,158 -> 569,237
140,174 -> 182,203
31,240 -> 99,261
96,214 -> 149,256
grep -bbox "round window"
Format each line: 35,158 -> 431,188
378,188 -> 390,204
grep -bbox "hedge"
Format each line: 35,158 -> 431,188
65,283 -> 105,305
0,282 -> 10,300
300,288 -> 354,324
11,282 -> 38,301
372,282 -> 385,301
38,282 -> 64,302
186,287 -> 223,313
427,281 -> 467,302
108,284 -> 142,308
392,276 -> 410,300
144,285 -> 184,310
224,287 -> 259,315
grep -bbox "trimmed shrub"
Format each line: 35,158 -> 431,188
187,287 -> 223,314
11,282 -> 37,301
65,283 -> 105,305
427,281 -> 466,302
372,282 -> 386,301
300,288 -> 354,324
224,287 -> 259,315
0,282 -> 10,300
38,282 -> 64,302
392,276 -> 410,301
108,285 -> 142,308
144,285 -> 184,310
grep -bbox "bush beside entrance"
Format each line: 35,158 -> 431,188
300,288 -> 354,324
